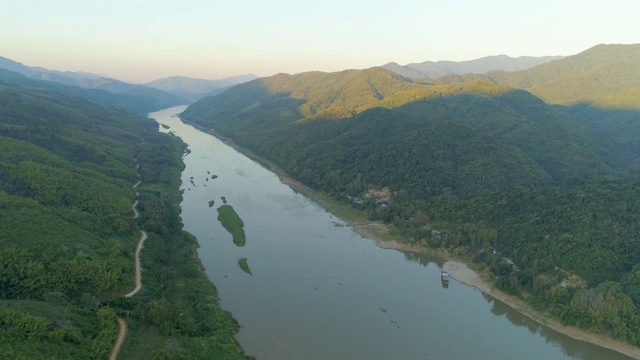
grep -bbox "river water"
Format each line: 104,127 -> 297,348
152,106 -> 632,360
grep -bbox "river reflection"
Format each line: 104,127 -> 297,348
153,106 -> 633,360
403,251 -> 445,268
479,294 -> 625,359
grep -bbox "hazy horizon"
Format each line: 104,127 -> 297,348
3,0 -> 638,83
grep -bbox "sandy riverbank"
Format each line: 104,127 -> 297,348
283,174 -> 640,359
442,259 -> 640,359
366,235 -> 640,359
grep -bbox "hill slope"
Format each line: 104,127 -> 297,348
183,68 -> 619,183
439,44 -> 640,152
467,44 -> 640,106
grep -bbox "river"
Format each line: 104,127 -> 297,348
152,106 -> 633,360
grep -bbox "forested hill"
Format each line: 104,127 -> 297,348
438,43 -> 640,153
183,67 -> 623,184
182,64 -> 640,347
447,44 -> 640,107
185,67 -> 421,122
0,76 -> 248,358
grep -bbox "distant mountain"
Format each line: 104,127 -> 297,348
0,56 -> 188,111
0,69 -> 177,114
378,62 -> 427,79
145,74 -> 259,102
0,56 -> 104,81
382,54 -> 563,79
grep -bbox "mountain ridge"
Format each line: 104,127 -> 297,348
382,54 -> 564,79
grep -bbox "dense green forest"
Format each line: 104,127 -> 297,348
182,46 -> 640,347
0,76 -> 248,358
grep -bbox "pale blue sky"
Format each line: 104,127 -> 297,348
2,0 -> 638,83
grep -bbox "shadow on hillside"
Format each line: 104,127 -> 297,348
557,102 -> 640,153
366,91 -> 640,178
343,90 -> 638,182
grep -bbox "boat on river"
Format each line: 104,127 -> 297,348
441,271 -> 449,288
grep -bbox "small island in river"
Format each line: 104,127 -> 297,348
216,204 -> 246,246
238,258 -> 252,275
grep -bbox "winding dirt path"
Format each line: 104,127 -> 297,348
125,178 -> 146,297
124,229 -> 148,298
131,180 -> 141,219
109,318 -> 128,360
124,178 -> 148,298
110,168 -> 147,360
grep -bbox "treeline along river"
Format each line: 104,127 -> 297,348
152,106 -> 632,360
